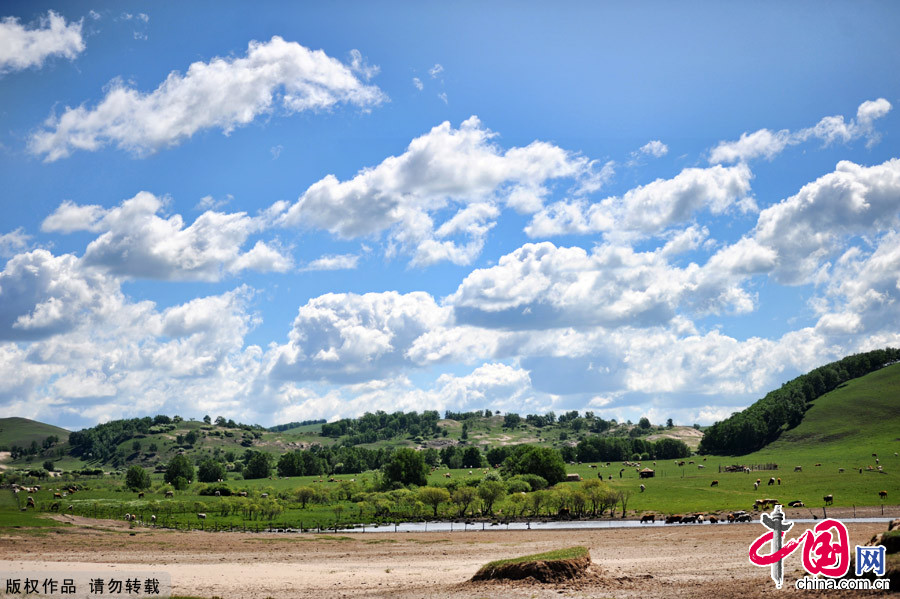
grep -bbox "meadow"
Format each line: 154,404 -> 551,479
3,363 -> 897,532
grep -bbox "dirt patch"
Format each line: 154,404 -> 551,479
472,554 -> 591,583
646,426 -> 704,450
0,451 -> 10,470
3,512 -> 896,598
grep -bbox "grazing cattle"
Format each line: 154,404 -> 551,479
640,514 -> 655,523
710,480 -> 719,487
125,513 -> 131,521
138,492 -> 144,498
768,477 -> 775,486
444,473 -> 451,479
698,464 -> 705,469
794,466 -> 802,472
681,514 -> 698,523
876,458 -> 880,464
879,491 -> 888,500
50,502 -> 59,511
165,491 -> 174,498
150,515 -> 156,524
240,491 -> 248,497
788,501 -> 804,508
823,494 -> 833,505
665,515 -> 682,524
261,493 -> 269,498
873,453 -> 878,458
26,496 -> 35,508
67,505 -> 73,512
777,478 -> 781,485
708,516 -> 719,524
756,478 -> 761,485
214,491 -> 220,497
639,484 -> 646,493
838,468 -> 844,473
735,512 -> 752,522
54,492 -> 62,499
814,463 -> 822,467
754,482 -> 759,491
197,513 -> 206,520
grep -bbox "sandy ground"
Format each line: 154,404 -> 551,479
1,507 -> 896,599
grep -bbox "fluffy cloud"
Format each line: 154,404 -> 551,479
0,256 -> 263,425
280,116 -> 588,265
450,241 -> 756,331
269,291 -> 449,383
0,250 -> 123,340
0,228 -> 30,257
0,10 -> 84,74
752,158 -> 900,284
709,98 -> 892,164
636,140 -> 668,158
813,231 -> 900,337
300,253 -> 359,271
28,36 -> 386,161
525,164 -> 754,238
43,192 -> 292,280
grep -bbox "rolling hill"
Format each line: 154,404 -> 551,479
0,417 -> 69,450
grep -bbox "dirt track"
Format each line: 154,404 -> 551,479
1,508 -> 896,598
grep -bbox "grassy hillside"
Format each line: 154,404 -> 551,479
0,417 -> 69,449
737,361 -> 900,465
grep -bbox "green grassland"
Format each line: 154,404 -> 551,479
1,361 -> 897,532
0,417 -> 69,450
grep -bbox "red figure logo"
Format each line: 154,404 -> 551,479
749,517 -> 850,579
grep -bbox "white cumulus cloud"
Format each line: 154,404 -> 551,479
28,36 -> 386,161
709,98 -> 892,164
280,116 -> 589,265
0,10 -> 84,74
43,192 -> 292,280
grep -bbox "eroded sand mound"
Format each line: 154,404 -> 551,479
471,548 -> 591,583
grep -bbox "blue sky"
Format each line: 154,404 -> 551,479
1,1 -> 899,430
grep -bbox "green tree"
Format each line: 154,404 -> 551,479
417,486 -> 450,517
382,448 -> 428,487
501,445 -> 566,485
125,465 -> 151,490
503,413 -> 521,428
451,486 -> 477,517
185,429 -> 199,445
131,440 -> 141,452
242,451 -> 272,479
295,487 -> 316,508
638,417 -> 651,429
197,458 -> 226,483
203,415 -> 211,424
477,479 -> 506,515
164,454 -> 194,485
666,418 -> 674,428
461,446 -> 484,468
42,460 -> 54,472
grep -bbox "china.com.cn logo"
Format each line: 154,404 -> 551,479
748,505 -> 888,590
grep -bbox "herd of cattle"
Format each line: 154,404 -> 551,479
639,511 -> 754,524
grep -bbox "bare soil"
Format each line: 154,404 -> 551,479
0,508 -> 896,598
